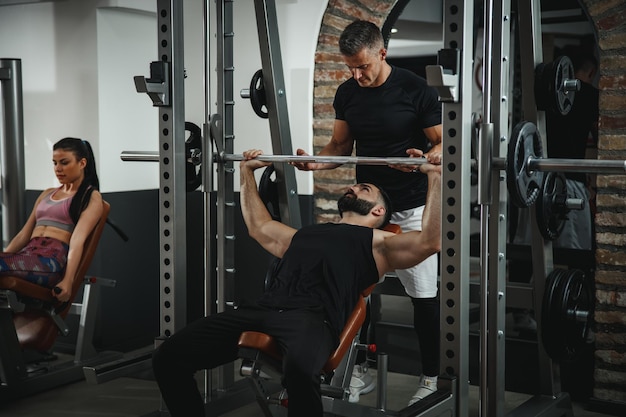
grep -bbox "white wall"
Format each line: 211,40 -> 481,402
0,0 -> 327,194
0,1 -> 100,190
96,6 -> 159,191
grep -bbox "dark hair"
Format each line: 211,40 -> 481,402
53,137 -> 100,223
372,183 -> 393,228
339,20 -> 384,56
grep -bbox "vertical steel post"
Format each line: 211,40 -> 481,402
155,0 -> 187,338
517,0 -> 561,397
484,0 -> 511,415
0,59 -> 25,247
215,0 -> 236,390
478,2 -> 495,414
202,0 -> 214,400
439,2 -> 474,416
253,0 -> 301,228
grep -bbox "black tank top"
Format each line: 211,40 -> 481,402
257,223 -> 379,339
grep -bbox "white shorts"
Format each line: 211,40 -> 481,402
390,206 -> 439,299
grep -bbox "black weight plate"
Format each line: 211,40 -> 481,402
551,56 -> 576,116
259,164 -> 280,221
249,69 -> 269,119
541,268 -> 566,360
561,269 -> 592,361
536,172 -> 568,240
185,121 -> 202,192
506,121 -> 544,208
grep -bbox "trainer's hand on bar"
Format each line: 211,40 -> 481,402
290,148 -> 317,171
392,148 -> 431,173
241,149 -> 271,171
418,161 -> 442,175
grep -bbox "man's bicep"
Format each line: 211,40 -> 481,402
256,221 -> 297,258
381,232 -> 428,272
423,124 -> 443,146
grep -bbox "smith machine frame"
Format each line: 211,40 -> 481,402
132,1 -> 579,416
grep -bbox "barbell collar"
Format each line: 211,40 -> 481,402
121,151 -> 159,162
563,78 -> 581,93
568,308 -> 590,323
566,198 -> 584,211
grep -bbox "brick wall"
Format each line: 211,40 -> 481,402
313,0 -> 626,405
582,0 -> 626,405
312,0 -> 397,223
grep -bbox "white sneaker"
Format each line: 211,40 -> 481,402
408,375 -> 437,406
348,364 -> 376,403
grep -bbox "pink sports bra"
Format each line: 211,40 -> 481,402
35,188 -> 75,233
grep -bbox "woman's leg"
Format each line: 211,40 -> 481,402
0,237 -> 68,287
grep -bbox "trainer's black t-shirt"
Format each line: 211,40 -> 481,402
257,223 -> 379,340
334,66 -> 442,211
546,81 -> 599,183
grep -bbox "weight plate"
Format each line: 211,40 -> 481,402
259,164 -> 280,221
541,268 -> 593,361
506,121 -> 544,208
536,172 -> 568,240
561,269 -> 592,361
185,121 -> 202,192
249,69 -> 269,119
534,56 -> 577,116
551,56 -> 576,116
541,268 -> 566,360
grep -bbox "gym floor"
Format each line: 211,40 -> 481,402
0,264 -> 611,417
0,365 -> 615,417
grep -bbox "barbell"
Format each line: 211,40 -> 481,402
506,121 -> 626,208
120,121 -> 626,208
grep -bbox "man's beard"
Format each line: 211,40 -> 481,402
337,194 -> 376,218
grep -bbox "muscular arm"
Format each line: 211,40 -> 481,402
423,124 -> 443,156
373,165 -> 441,275
293,119 -> 354,171
240,153 -> 297,258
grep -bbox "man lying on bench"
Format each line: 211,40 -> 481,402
152,148 -> 442,417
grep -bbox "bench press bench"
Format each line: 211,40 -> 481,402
237,224 -> 402,415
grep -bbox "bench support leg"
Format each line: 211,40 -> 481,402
0,310 -> 27,385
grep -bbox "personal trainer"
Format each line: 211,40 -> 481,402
152,148 -> 442,417
292,19 -> 443,404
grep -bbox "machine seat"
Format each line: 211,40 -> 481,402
238,292 -> 369,377
0,201 -> 110,352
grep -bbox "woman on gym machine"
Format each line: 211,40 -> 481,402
0,137 -> 102,302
